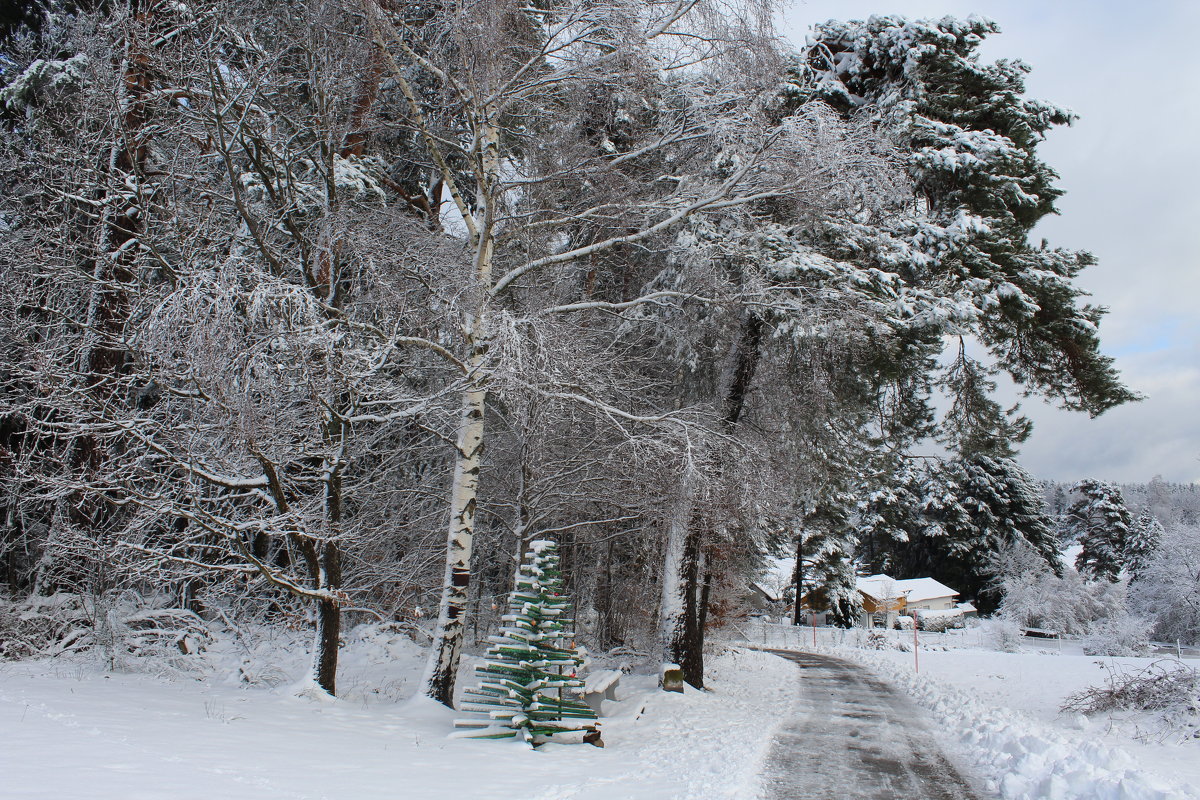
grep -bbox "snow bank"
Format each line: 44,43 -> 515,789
830,646 -> 1197,800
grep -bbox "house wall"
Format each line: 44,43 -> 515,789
860,594 -> 905,629
908,597 -> 956,611
860,594 -> 907,614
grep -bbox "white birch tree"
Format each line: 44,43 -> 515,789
361,0 -> 809,705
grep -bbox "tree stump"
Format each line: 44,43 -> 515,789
661,663 -> 685,693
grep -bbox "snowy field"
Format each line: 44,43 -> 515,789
0,628 -> 799,800
747,621 -> 1200,800
6,621 -> 1200,800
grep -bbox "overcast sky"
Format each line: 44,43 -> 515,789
779,0 -> 1200,485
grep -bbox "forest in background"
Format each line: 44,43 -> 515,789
1,0 -> 1173,702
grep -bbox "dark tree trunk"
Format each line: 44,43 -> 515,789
53,8 -> 157,596
792,536 -> 805,626
720,315 -> 764,426
314,541 -> 342,695
312,409 -> 346,696
679,529 -> 705,688
181,578 -> 205,617
698,570 -> 712,644
672,311 -> 764,688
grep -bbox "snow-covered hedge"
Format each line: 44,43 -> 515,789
917,609 -> 966,632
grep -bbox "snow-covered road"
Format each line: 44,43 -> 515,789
759,650 -> 988,800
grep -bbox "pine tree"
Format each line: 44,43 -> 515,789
1126,510 -> 1164,579
454,540 -> 598,745
796,16 -> 1138,416
856,458 -> 927,576
865,456 -> 1058,613
858,335 -> 1057,611
798,494 -> 863,628
1066,479 -> 1133,582
1050,485 -> 1069,516
794,15 -> 1135,620
938,339 -> 1031,460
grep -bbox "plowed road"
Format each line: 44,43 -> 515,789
760,650 -> 987,800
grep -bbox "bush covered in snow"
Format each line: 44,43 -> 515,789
916,610 -> 966,632
0,594 -> 73,660
976,616 -> 1023,653
994,520 -> 1198,651
990,539 -> 1130,636
1080,613 -> 1151,657
0,592 -> 211,671
864,629 -> 909,651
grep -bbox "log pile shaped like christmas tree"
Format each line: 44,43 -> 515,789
454,539 -> 599,745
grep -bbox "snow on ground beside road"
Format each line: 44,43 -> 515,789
0,633 -> 799,800
818,632 -> 1200,800
861,647 -> 1200,789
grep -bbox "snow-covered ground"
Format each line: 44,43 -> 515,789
7,618 -> 1199,800
0,628 -> 799,800
747,621 -> 1200,800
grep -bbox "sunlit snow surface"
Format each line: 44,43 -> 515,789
0,637 -> 798,800
5,624 -> 1198,800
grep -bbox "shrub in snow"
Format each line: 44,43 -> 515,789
0,592 -> 211,672
917,611 -> 965,633
0,54 -> 89,114
1081,613 -> 1150,657
977,616 -> 1022,653
864,629 -> 909,651
454,540 -> 598,745
0,594 -> 72,660
991,538 -> 1130,636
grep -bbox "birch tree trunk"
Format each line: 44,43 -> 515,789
421,105 -> 499,706
422,333 -> 488,705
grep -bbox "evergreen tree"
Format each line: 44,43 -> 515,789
857,336 -> 1056,612
795,15 -> 1135,619
455,540 -> 597,745
938,339 -> 1031,459
1066,479 -> 1133,582
1126,509 -> 1164,579
905,456 -> 1057,613
1050,484 -> 1069,516
796,16 -> 1138,416
797,494 -> 863,628
855,458 -> 928,576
